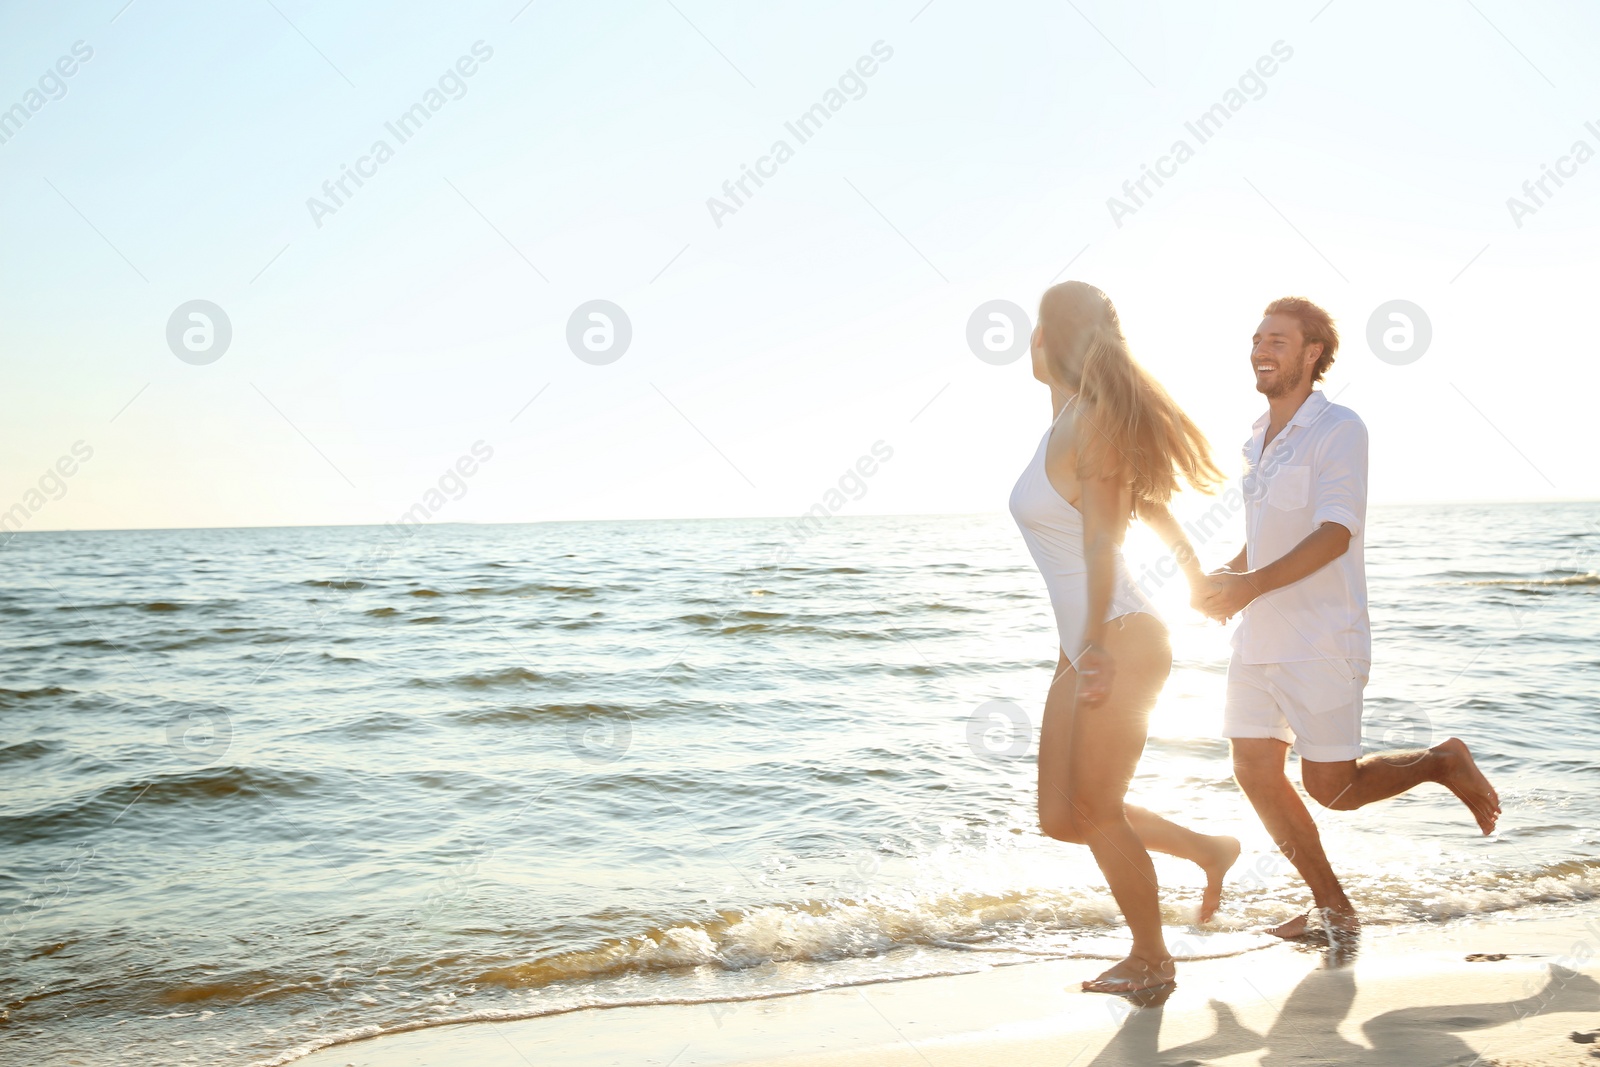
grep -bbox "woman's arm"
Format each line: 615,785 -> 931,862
1137,499 -> 1218,616
1075,470 -> 1128,706
1135,500 -> 1204,584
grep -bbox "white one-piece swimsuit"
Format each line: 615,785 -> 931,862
1008,400 -> 1156,667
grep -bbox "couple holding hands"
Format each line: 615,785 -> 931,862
1008,282 -> 1501,994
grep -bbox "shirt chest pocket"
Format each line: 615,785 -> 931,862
1267,464 -> 1310,510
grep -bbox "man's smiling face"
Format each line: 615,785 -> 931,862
1251,313 -> 1320,399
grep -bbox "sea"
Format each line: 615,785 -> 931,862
2,502 -> 1597,1066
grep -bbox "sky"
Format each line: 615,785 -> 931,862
2,0 -> 1597,543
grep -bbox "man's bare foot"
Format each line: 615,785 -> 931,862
1264,906 -> 1360,941
1434,737 -> 1501,835
1197,835 -> 1242,924
1265,911 -> 1312,939
1081,953 -> 1175,994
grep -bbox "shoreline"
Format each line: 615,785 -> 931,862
288,909 -> 1600,1067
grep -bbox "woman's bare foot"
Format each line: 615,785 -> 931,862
1264,905 -> 1360,941
1433,737 -> 1501,835
1081,953 -> 1176,994
1197,835 -> 1242,924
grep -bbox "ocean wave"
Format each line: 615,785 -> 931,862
302,710 -> 429,739
887,663 -> 941,676
472,889 -> 1113,990
302,578 -> 365,590
454,701 -> 635,726
49,600 -> 197,613
474,856 -> 1600,995
718,622 -> 894,640
223,855 -> 1600,1066
1457,572 -> 1600,587
58,637 -> 125,650
1381,859 -> 1600,921
402,581 -> 608,599
474,582 -> 605,598
149,633 -> 224,651
0,766 -> 325,844
407,666 -> 548,690
0,739 -> 57,764
0,685 -> 70,705
133,765 -> 326,805
678,610 -> 787,626
244,631 -> 296,643
671,608 -> 926,639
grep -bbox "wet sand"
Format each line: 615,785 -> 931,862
286,910 -> 1600,1067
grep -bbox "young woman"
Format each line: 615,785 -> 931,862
1008,281 -> 1240,994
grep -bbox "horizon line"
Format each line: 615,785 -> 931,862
5,497 -> 1598,538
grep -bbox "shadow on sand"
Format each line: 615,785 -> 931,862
1084,945 -> 1600,1067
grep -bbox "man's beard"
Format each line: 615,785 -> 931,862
1257,359 -> 1305,399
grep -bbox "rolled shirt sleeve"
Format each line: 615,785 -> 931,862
1236,393 -> 1370,665
1311,416 -> 1367,540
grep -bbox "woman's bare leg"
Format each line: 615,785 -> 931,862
1126,806 -> 1240,924
1037,645 -> 1239,922
1071,613 -> 1176,990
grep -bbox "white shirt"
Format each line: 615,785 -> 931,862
1234,390 -> 1370,665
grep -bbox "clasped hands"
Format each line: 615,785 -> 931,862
1191,568 -> 1259,623
1077,569 -> 1260,708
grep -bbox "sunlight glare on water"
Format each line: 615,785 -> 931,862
1,503 -> 1596,1065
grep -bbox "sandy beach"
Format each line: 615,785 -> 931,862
288,911 -> 1600,1067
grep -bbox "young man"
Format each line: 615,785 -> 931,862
1200,297 -> 1501,939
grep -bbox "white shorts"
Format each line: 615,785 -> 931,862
1222,651 -> 1370,762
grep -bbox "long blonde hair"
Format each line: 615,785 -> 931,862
1038,281 -> 1222,504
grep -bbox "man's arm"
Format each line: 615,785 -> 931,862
1199,543 -> 1250,622
1203,523 -> 1350,616
1252,521 -> 1351,591
1204,416 -> 1366,617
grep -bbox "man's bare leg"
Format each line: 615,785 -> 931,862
1231,738 -> 1359,939
1300,737 -> 1500,834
